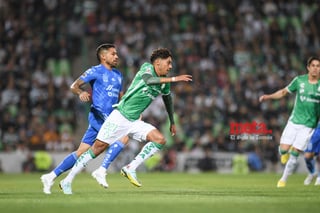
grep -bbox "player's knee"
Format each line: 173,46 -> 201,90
147,130 -> 166,145
120,136 -> 130,145
155,134 -> 166,145
304,152 -> 314,159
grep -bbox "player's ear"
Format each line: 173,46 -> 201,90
155,58 -> 160,65
153,59 -> 160,69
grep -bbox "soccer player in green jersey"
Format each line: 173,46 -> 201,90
259,56 -> 320,187
59,48 -> 192,194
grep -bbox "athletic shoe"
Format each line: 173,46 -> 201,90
40,174 -> 54,194
121,166 -> 142,187
277,180 -> 286,188
280,153 -> 289,164
59,180 -> 72,195
304,173 -> 316,185
91,169 -> 109,188
315,177 -> 320,186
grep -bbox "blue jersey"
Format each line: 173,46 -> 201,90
80,64 -> 123,118
80,64 -> 123,145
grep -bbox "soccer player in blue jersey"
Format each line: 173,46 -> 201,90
59,48 -> 192,194
303,121 -> 320,186
40,43 -> 128,194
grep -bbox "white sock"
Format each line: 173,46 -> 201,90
48,171 -> 57,180
280,155 -> 298,182
127,142 -> 162,171
64,150 -> 95,183
96,166 -> 107,174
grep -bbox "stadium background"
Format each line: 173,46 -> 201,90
0,0 -> 319,174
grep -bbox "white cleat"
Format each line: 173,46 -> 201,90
304,173 -> 316,185
315,177 -> 320,186
40,174 -> 54,194
121,166 -> 142,187
91,169 -> 109,188
59,180 -> 72,195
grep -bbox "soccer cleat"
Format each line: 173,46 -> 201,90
304,173 -> 316,185
277,180 -> 286,188
59,180 -> 72,195
40,174 -> 54,194
121,166 -> 142,187
91,169 -> 109,188
280,153 -> 289,164
315,177 -> 320,186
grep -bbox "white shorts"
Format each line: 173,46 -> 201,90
97,109 -> 156,144
280,121 -> 314,151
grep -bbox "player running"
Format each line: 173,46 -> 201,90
41,43 -> 128,194
59,48 -> 192,194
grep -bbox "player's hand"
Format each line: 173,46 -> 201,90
79,91 -> 91,102
259,95 -> 267,102
174,75 -> 193,82
170,124 -> 177,136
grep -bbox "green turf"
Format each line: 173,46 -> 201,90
0,172 -> 318,213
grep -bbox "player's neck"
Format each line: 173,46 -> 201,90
308,76 -> 318,84
101,63 -> 112,71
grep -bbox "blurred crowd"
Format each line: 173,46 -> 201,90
0,0 -> 81,153
1,0 -> 320,172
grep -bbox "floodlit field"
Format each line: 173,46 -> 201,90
0,172 -> 318,213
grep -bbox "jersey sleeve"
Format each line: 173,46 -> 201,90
286,76 -> 298,93
80,67 -> 96,83
140,63 -> 153,75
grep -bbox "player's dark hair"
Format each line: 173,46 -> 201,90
150,48 -> 172,63
307,56 -> 320,67
96,43 -> 115,62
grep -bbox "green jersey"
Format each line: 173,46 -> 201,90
116,62 -> 170,120
287,74 -> 320,128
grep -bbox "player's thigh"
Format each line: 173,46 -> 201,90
292,126 -> 314,151
280,121 -> 298,146
128,120 -> 156,142
81,125 -> 99,146
97,110 -> 130,144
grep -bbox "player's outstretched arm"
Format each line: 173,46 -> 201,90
259,88 -> 288,102
142,74 -> 192,85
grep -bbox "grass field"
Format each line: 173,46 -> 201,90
0,172 -> 318,213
